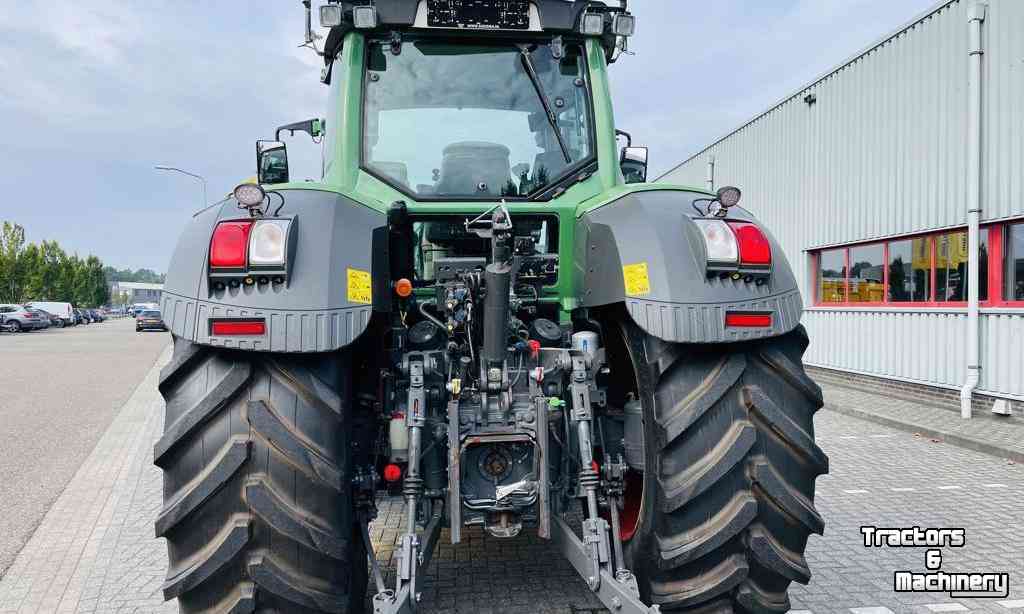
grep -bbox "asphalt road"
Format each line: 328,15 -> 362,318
0,318 -> 168,578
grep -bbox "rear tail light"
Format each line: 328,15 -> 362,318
728,222 -> 772,266
694,219 -> 738,264
210,221 -> 253,268
248,219 -> 290,266
725,312 -> 772,328
210,319 -> 266,336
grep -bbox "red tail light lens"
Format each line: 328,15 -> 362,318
727,222 -> 772,266
210,221 -> 253,268
725,312 -> 772,328
210,319 -> 266,336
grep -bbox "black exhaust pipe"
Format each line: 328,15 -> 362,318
482,261 -> 511,367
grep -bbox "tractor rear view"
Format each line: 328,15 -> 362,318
155,2 -> 827,613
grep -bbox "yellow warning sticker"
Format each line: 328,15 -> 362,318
622,262 -> 651,296
346,268 -> 373,304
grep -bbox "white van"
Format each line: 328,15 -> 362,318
25,301 -> 75,327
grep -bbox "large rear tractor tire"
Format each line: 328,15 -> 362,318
155,337 -> 367,614
609,320 -> 827,613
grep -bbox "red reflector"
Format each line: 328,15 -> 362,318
725,312 -> 772,328
211,320 -> 266,336
728,222 -> 772,266
210,221 -> 253,268
383,464 -> 402,483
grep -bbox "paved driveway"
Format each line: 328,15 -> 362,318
0,319 -> 168,577
0,345 -> 1020,613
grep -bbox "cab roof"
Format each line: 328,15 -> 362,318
321,0 -> 627,64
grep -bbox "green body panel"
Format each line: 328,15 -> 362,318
267,34 -> 709,318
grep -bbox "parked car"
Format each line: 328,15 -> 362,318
74,308 -> 90,324
136,309 -> 166,332
25,301 -> 74,327
87,309 -> 105,322
25,308 -> 56,329
0,304 -> 49,332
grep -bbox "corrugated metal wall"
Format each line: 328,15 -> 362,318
661,0 -> 1024,399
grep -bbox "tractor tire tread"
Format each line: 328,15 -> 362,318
156,338 -> 364,614
626,323 -> 826,612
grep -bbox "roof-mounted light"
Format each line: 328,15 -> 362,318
319,4 -> 343,27
580,12 -> 605,36
352,5 -> 378,29
612,13 -> 636,37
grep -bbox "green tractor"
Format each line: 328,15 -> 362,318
155,2 -> 827,612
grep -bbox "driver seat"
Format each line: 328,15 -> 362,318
437,142 -> 511,196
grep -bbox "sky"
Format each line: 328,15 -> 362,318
0,0 -> 939,272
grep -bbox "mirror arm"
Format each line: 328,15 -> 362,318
274,118 -> 325,142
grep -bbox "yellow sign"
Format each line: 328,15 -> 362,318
622,262 -> 651,296
346,268 -> 372,304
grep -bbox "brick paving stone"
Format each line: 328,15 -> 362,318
1,357 -> 1022,613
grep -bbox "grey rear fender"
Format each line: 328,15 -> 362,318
575,189 -> 803,343
161,189 -> 386,352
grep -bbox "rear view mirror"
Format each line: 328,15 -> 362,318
620,146 -> 648,184
257,140 -> 289,185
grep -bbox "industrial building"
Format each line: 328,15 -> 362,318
110,281 -> 164,305
661,0 -> 1022,413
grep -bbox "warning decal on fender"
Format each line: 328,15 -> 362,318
622,262 -> 651,297
346,268 -> 373,304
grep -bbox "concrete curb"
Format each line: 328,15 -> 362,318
823,402 -> 1024,465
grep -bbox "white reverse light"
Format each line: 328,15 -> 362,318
580,12 -> 604,35
694,219 -> 739,264
353,5 -> 379,29
249,219 -> 290,266
319,4 -> 343,27
612,13 -> 636,36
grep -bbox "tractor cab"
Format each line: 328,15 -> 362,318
260,0 -> 644,201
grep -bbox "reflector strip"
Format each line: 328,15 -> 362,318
210,320 -> 266,336
725,312 -> 772,328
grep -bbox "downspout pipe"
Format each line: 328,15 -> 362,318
961,1 -> 986,419
706,156 -> 715,191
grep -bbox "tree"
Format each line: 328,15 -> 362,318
85,255 -> 110,307
104,266 -> 165,284
0,222 -> 26,303
19,243 -> 42,301
1,220 -> 117,306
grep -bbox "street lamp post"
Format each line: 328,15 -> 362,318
155,165 -> 208,205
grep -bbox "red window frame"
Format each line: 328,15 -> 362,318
1001,221 -> 1024,307
812,221 -> 1024,308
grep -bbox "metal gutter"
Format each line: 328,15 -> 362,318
960,1 -> 986,419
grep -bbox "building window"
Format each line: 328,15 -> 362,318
813,223 -> 1009,307
887,237 -> 930,302
848,243 -> 884,303
1006,222 -> 1024,301
818,249 -> 846,303
934,230 -> 988,302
